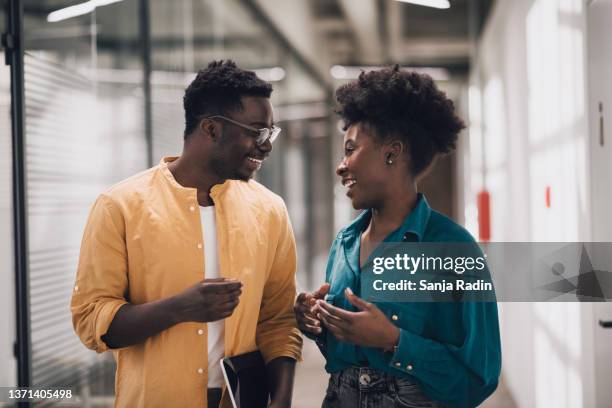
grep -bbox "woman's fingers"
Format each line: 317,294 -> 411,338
344,287 -> 372,311
316,299 -> 355,322
320,315 -> 346,340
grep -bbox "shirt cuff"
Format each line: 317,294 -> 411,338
94,299 -> 129,353
261,346 -> 302,364
388,328 -> 423,375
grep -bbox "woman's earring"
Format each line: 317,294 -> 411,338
386,155 -> 394,165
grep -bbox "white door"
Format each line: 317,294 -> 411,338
587,1 -> 612,407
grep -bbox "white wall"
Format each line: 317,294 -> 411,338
464,0 -> 596,406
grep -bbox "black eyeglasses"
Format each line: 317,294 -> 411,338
202,115 -> 281,146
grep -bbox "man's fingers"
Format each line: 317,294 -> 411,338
216,288 -> 242,300
202,280 -> 243,293
218,298 -> 240,309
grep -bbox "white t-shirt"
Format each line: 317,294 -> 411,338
200,205 -> 225,388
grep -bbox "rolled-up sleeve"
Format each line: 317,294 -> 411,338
256,203 -> 303,363
71,194 -> 129,353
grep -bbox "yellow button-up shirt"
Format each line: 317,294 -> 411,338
71,157 -> 302,408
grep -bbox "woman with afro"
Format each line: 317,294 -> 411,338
294,66 -> 501,408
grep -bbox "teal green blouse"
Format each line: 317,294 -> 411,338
312,194 -> 501,408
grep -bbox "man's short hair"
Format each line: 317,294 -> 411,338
183,60 -> 273,139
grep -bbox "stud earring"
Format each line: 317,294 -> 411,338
386,158 -> 393,165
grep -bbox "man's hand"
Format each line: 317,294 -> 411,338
314,287 -> 399,350
294,283 -> 330,335
172,278 -> 242,324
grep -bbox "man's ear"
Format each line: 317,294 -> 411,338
199,118 -> 219,141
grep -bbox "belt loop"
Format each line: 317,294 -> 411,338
388,373 -> 396,394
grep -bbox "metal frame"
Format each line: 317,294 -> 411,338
139,0 -> 153,167
3,0 -> 32,396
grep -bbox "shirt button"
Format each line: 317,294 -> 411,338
391,314 -> 398,321
197,329 -> 204,335
395,362 -> 401,367
189,205 -> 195,212
407,364 -> 413,371
197,243 -> 202,249
197,368 -> 204,374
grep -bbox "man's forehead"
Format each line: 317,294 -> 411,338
236,96 -> 272,122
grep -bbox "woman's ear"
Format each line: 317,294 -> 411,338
384,141 -> 404,165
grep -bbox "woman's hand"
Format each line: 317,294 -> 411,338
294,283 -> 330,335
314,287 -> 399,350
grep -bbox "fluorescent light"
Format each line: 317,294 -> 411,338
47,0 -> 124,23
330,65 -> 450,81
254,67 -> 286,82
394,0 -> 450,9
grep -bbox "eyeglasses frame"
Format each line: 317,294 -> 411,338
201,114 -> 281,146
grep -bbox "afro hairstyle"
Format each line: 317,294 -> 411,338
335,65 -> 465,175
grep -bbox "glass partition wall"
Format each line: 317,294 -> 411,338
21,0 -> 147,403
9,0 -> 332,403
0,0 -> 17,390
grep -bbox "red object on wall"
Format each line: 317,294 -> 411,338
545,186 -> 551,208
477,190 -> 491,242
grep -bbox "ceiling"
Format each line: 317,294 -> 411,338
18,0 -> 495,88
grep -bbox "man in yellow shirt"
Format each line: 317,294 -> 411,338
71,60 -> 302,408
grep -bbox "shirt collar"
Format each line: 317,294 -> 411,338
340,193 -> 431,242
159,156 -> 232,200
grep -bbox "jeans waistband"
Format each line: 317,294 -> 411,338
331,367 -> 415,392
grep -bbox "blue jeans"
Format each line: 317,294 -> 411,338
321,367 -> 443,408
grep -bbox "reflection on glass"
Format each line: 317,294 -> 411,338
23,0 -> 146,401
0,5 -> 17,387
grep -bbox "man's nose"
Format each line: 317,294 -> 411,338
336,159 -> 347,176
257,138 -> 272,154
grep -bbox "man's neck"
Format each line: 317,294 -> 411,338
167,155 -> 224,206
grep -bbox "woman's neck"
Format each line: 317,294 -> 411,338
368,188 -> 418,241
